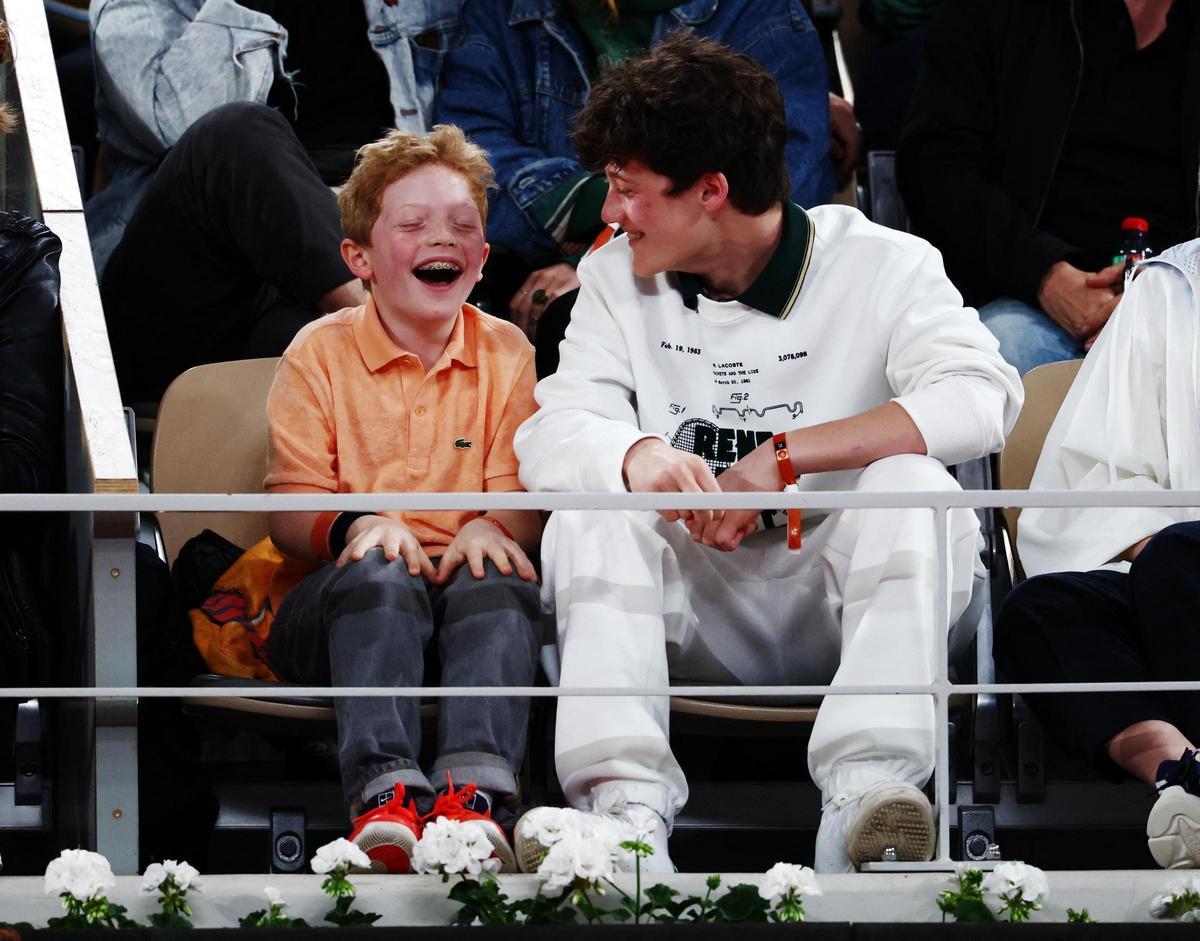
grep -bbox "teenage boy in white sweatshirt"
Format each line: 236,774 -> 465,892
512,34 -> 1023,873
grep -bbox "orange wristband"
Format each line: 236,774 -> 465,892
772,433 -> 802,550
480,514 -> 514,541
310,510 -> 339,561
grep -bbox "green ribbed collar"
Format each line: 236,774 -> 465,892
673,202 -> 814,319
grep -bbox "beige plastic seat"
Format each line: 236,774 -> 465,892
152,357 -> 280,566
151,358 -> 337,725
996,359 -> 1082,580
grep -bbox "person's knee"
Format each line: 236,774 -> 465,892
857,453 -> 956,492
1133,521 -> 1200,575
993,573 -> 1070,673
326,549 -> 426,607
447,561 -> 541,625
173,101 -> 296,169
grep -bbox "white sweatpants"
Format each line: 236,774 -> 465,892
542,453 -> 980,824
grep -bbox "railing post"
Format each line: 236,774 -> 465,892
933,503 -> 953,864
90,515 -> 139,873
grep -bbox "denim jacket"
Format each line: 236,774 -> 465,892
435,0 -> 835,266
86,0 -> 463,276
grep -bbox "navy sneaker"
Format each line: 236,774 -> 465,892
1147,749 -> 1200,869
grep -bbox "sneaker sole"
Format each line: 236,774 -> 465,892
513,815 -> 549,873
1147,786 -> 1200,869
846,784 -> 935,867
353,820 -> 419,874
475,817 -> 518,874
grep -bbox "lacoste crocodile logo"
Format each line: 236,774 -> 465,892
454,438 -> 472,449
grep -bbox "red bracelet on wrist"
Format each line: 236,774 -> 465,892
479,514 -> 515,541
772,433 -> 802,550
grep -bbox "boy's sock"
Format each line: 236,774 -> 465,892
425,775 -> 516,873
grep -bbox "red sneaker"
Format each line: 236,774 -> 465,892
425,776 -> 516,873
348,787 -> 423,874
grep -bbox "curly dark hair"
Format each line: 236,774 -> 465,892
573,33 -> 790,216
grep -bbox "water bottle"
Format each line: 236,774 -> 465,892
1112,217 -> 1154,278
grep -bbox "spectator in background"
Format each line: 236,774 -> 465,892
436,0 -> 856,376
853,0 -> 940,154
87,0 -> 463,404
898,0 -> 1198,377
994,238 -> 1200,869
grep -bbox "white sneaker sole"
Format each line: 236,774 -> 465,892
845,783 -> 935,867
477,817 -> 518,874
1147,785 -> 1200,869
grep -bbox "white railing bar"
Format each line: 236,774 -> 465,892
2,488 -> 1200,512
5,679 -> 1200,698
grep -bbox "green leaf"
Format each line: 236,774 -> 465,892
238,910 -> 267,928
325,907 -> 382,927
645,884 -> 679,908
1066,907 -> 1096,924
714,883 -> 770,923
950,897 -> 997,923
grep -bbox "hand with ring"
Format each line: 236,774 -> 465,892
509,263 -> 581,341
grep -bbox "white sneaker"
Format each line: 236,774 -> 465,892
1147,785 -> 1200,869
815,781 -> 935,873
513,802 -> 673,874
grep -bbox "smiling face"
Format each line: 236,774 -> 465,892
342,163 -> 489,329
601,160 -> 710,278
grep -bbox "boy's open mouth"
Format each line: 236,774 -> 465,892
413,260 -> 463,285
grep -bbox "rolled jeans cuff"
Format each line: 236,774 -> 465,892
431,750 -> 519,800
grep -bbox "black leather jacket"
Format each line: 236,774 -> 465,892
0,213 -> 62,502
0,213 -> 62,688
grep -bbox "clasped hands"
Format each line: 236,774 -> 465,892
622,437 -> 781,552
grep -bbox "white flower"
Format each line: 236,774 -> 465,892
536,831 -> 618,892
981,861 -> 1049,912
759,862 -> 822,907
1150,894 -> 1173,919
1182,908 -> 1200,924
520,807 -> 577,849
1167,877 -> 1200,897
44,849 -> 116,901
264,885 -> 285,907
141,859 -> 201,894
412,817 -> 501,877
311,838 -> 371,875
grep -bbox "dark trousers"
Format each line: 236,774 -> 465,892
102,102 -> 353,403
265,549 -> 541,814
994,521 -> 1200,766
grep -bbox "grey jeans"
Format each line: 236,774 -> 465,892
265,549 -> 541,813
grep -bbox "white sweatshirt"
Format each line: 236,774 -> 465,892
1018,238 -> 1200,576
515,204 -> 1022,495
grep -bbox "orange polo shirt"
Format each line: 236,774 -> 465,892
265,296 -> 536,573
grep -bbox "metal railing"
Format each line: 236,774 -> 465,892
3,487 -> 1195,870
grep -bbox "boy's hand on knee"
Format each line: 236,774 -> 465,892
336,515 -> 436,579
435,517 -> 539,584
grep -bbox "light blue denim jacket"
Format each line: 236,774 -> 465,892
435,0 -> 836,266
86,0 -> 463,276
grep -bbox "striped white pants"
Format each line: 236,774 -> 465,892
542,453 -> 981,823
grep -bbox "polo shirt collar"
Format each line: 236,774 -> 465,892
352,296 -> 476,373
673,202 -> 814,319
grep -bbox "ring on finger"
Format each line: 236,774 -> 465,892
531,288 -> 550,305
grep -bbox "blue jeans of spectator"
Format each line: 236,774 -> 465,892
993,521 -> 1200,770
978,297 -> 1084,377
265,549 -> 541,814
